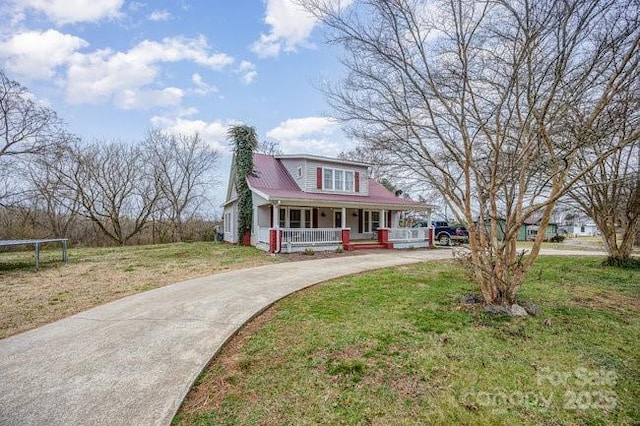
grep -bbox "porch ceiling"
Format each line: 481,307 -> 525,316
256,197 -> 434,211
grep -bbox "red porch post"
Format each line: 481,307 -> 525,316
341,228 -> 351,245
378,228 -> 393,249
269,229 -> 278,253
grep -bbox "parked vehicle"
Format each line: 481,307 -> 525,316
412,220 -> 469,246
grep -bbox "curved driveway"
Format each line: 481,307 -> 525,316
0,248 -> 605,425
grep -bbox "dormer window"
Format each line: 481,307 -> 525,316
323,167 -> 355,192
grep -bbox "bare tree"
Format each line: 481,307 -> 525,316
257,139 -> 283,156
0,70 -> 68,205
301,0 -> 640,304
25,149 -> 81,239
144,130 -> 220,242
56,141 -> 160,245
569,113 -> 639,263
338,146 -> 393,181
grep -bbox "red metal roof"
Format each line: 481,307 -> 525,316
247,153 -> 431,209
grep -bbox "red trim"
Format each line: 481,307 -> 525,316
316,167 -> 322,189
354,172 -> 360,192
378,229 -> 389,244
269,229 -> 277,253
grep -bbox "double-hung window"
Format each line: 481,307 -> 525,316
323,169 -> 334,190
345,172 -> 354,192
323,167 -> 355,192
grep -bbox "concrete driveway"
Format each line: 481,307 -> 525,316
1,249 -> 461,426
0,248 -> 608,425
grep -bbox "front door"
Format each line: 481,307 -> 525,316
334,211 -> 342,228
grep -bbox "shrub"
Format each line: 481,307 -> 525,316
303,248 -> 316,256
602,256 -> 640,269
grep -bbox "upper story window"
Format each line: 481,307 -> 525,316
296,166 -> 302,178
323,167 -> 355,192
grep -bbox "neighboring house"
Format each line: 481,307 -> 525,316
562,223 -> 599,237
478,217 -> 558,241
557,212 -> 599,237
523,219 -> 558,241
222,153 -> 435,252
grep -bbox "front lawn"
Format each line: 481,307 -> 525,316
0,242 -> 281,339
175,256 -> 639,425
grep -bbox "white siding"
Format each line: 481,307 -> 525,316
278,158 -> 305,190
223,204 -> 237,243
252,192 -> 269,207
316,208 -> 333,228
256,204 -> 272,228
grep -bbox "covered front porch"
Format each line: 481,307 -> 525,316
252,204 -> 433,253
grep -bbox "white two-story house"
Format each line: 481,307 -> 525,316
222,153 -> 434,253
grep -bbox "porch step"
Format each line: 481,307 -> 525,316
344,242 -> 392,251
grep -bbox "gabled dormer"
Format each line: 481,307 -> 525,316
276,154 -> 370,196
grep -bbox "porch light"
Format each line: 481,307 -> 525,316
352,212 -> 358,217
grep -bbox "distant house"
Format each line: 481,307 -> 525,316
222,153 -> 435,252
557,213 -> 599,237
523,218 -> 558,241
478,217 -> 558,241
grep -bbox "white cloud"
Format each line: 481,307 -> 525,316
280,138 -> 343,156
251,0 -> 354,58
267,117 -> 346,156
191,73 -> 218,95
150,114 -> 237,153
0,29 -> 87,79
126,36 -> 234,70
0,31 -> 235,110
18,0 -> 124,25
114,87 -> 184,110
251,0 -> 316,58
65,36 -> 234,106
267,117 -> 337,140
148,9 -> 172,22
238,61 -> 257,84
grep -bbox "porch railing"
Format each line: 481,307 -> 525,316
388,227 -> 428,242
281,228 -> 342,245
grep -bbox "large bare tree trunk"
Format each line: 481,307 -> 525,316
301,0 -> 640,303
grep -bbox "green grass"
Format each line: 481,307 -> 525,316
0,241 -> 267,272
0,242 -> 281,338
175,256 -> 639,425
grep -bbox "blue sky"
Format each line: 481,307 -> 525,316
0,0 -> 356,205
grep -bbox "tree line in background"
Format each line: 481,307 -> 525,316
0,70 -> 221,246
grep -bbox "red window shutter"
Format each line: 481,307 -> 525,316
313,208 -> 319,228
317,167 -> 322,189
387,211 -> 392,228
355,172 -> 360,192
